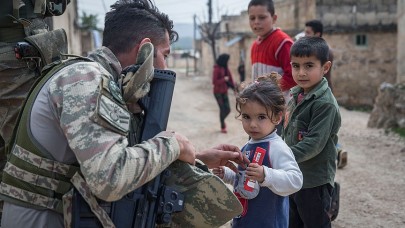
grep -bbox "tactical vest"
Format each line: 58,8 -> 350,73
0,59 -> 91,212
0,0 -> 69,187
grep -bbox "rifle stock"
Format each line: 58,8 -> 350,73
72,69 -> 183,228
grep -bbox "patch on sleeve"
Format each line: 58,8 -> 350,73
108,79 -> 125,105
95,94 -> 131,134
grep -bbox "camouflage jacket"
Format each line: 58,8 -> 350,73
51,47 -> 180,200
5,46 -> 180,202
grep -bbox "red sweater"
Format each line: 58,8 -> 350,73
251,28 -> 296,91
212,64 -> 234,94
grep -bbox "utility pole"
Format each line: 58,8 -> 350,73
207,0 -> 212,25
193,14 -> 197,73
206,0 -> 217,60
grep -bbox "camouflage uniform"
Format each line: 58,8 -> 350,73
1,46 -> 181,227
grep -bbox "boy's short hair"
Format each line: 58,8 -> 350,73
248,0 -> 275,16
290,36 -> 329,65
305,19 -> 323,37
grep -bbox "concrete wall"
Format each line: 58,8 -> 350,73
275,0 -> 316,32
52,1 -> 82,55
317,0 -> 397,28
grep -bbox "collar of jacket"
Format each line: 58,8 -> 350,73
87,46 -> 122,82
290,77 -> 329,101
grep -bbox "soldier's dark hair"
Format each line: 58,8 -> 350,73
305,19 -> 323,37
290,36 -> 329,65
248,0 -> 275,16
236,74 -> 285,123
216,54 -> 230,68
103,0 -> 178,55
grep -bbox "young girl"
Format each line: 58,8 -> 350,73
213,74 -> 302,228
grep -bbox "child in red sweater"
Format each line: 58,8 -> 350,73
248,0 -> 296,103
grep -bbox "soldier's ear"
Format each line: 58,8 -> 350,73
139,38 -> 151,46
132,38 -> 152,59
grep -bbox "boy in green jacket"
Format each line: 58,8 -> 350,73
283,36 -> 341,228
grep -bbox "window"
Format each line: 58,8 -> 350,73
355,34 -> 367,46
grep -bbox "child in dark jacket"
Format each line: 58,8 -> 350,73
283,36 -> 341,228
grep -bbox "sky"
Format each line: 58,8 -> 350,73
77,0 -> 250,28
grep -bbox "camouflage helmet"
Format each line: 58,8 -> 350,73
164,161 -> 242,227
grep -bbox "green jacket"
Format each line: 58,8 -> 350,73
283,78 -> 341,188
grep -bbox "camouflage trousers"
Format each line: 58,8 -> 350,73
0,42 -> 40,181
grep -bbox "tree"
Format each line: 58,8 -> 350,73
198,0 -> 222,61
199,21 -> 221,61
80,12 -> 99,31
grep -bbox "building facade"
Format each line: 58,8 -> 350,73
52,0 -> 83,55
199,0 -> 401,109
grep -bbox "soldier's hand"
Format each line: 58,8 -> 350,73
175,132 -> 196,165
196,144 -> 249,173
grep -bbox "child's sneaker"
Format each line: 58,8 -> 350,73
337,150 -> 348,169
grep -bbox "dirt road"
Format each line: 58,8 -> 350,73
167,72 -> 405,228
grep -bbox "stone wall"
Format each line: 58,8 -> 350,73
326,32 -> 397,108
315,0 -> 398,108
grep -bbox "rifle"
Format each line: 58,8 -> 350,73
72,69 -> 184,227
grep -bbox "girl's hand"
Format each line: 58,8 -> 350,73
212,166 -> 225,179
245,163 -> 265,183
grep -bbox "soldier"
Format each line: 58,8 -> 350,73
0,0 -> 247,227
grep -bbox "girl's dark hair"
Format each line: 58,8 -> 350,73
103,0 -> 179,55
290,36 -> 329,65
236,73 -> 285,123
248,0 -> 275,16
216,53 -> 230,68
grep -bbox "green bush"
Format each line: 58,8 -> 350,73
392,127 -> 405,138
